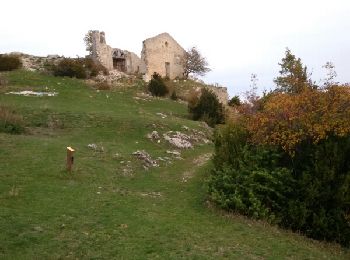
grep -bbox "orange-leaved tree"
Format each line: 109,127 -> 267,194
247,86 -> 350,153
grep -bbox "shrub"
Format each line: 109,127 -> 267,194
228,95 -> 241,107
84,58 -> 108,77
0,74 -> 8,86
209,124 -> 293,222
0,54 -> 22,71
0,105 -> 25,134
53,58 -> 87,79
209,85 -> 350,246
148,72 -> 168,97
95,82 -> 111,90
52,58 -> 107,79
188,88 -> 225,127
170,91 -> 178,100
281,136 -> 350,245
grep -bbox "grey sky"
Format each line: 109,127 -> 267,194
1,0 -> 349,97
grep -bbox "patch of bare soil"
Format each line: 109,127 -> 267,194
182,153 -> 212,182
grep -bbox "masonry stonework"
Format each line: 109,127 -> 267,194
140,33 -> 186,82
91,31 -> 113,71
208,86 -> 229,105
90,31 -> 141,74
88,31 -> 228,105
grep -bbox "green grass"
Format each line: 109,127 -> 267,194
0,70 -> 349,259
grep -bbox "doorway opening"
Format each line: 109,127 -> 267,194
165,62 -> 170,78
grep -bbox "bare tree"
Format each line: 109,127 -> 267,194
183,47 -> 211,78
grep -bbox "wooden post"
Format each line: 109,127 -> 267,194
66,146 -> 75,172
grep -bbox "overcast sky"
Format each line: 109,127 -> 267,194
1,0 -> 349,97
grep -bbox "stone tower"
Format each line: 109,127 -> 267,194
91,31 -> 113,71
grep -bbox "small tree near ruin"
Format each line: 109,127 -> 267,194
183,47 -> 211,79
84,30 -> 94,55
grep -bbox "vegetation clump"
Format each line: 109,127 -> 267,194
228,95 -> 241,107
52,57 -> 107,79
188,88 -> 225,127
148,72 -> 169,97
0,105 -> 25,134
209,49 -> 350,246
0,54 -> 22,71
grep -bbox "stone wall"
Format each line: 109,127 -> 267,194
125,51 -> 142,74
91,31 -> 141,74
207,86 -> 229,105
91,31 -> 113,71
141,33 -> 185,81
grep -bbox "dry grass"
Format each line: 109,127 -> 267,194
0,105 -> 25,134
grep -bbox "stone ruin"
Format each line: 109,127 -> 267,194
90,31 -> 141,74
140,32 -> 186,82
90,31 -> 185,82
89,30 -> 229,105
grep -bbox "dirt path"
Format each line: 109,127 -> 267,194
182,153 -> 212,182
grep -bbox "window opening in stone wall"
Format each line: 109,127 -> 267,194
165,41 -> 168,47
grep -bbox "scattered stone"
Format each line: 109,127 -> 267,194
87,143 -> 98,150
6,91 -> 58,97
87,143 -> 104,152
163,131 -> 193,149
132,150 -> 159,168
139,191 -> 162,198
156,112 -> 167,119
120,224 -> 128,229
147,130 -> 160,141
95,70 -> 129,85
166,150 -> 181,156
33,226 -> 43,232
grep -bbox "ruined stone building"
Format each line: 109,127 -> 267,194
90,31 -> 141,74
140,33 -> 186,82
90,31 -> 185,81
89,30 -> 228,104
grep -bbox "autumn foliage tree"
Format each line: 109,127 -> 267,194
273,48 -> 314,93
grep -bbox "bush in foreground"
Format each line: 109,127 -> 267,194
209,85 -> 350,246
0,54 -> 22,71
210,50 -> 350,246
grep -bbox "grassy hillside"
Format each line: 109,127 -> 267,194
0,70 -> 349,259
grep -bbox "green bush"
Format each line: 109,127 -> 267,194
188,88 -> 225,127
0,105 -> 25,134
209,124 -> 292,222
52,58 -> 107,79
281,137 -> 350,245
53,58 -> 87,79
209,123 -> 350,246
0,54 -> 22,71
228,95 -> 241,107
148,73 -> 168,97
